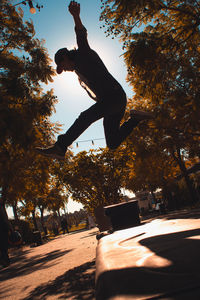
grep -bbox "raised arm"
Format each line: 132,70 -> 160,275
68,1 -> 83,29
68,1 -> 90,50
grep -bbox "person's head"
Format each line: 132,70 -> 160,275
54,48 -> 76,74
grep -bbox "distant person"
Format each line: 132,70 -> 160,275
61,216 -> 69,234
87,215 -> 96,229
52,218 -> 59,236
36,1 -> 153,159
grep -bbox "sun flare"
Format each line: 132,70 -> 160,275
53,71 -> 84,97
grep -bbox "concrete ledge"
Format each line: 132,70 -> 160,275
95,215 -> 200,299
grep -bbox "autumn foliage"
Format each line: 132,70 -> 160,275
1,0 -> 200,227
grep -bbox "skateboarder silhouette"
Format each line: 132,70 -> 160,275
36,1 -> 153,159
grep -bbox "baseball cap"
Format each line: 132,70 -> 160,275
54,48 -> 69,74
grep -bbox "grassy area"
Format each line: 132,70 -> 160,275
41,222 -> 88,239
69,222 -> 87,232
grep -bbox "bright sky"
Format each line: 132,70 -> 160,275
9,0 -> 134,215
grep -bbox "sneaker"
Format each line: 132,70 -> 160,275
130,109 -> 154,121
35,144 -> 66,160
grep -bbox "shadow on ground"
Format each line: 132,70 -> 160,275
22,260 -> 96,300
162,208 -> 200,220
0,248 -> 73,281
80,230 -> 99,239
96,228 -> 200,299
141,208 -> 200,225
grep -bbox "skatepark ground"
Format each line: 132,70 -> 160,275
0,228 -> 98,300
0,208 -> 199,300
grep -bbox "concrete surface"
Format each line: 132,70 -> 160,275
0,228 -> 98,300
96,209 -> 200,300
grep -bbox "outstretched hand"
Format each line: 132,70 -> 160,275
68,1 -> 80,17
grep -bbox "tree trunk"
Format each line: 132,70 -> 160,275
2,184 -> 19,221
1,184 -> 8,206
39,207 -> 45,233
57,209 -> 62,225
172,148 -> 197,204
32,210 -> 38,231
12,202 -> 19,221
161,179 -> 173,206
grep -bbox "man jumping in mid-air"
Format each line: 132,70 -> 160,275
36,1 -> 153,159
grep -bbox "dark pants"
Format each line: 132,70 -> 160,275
56,88 -> 139,150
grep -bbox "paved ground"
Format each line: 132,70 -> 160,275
0,228 -> 98,300
1,209 -> 199,300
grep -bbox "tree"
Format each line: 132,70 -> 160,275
0,1 -> 57,146
100,0 -> 200,142
100,0 -> 200,204
56,148 -> 126,214
46,183 -> 68,218
0,1 -> 60,212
